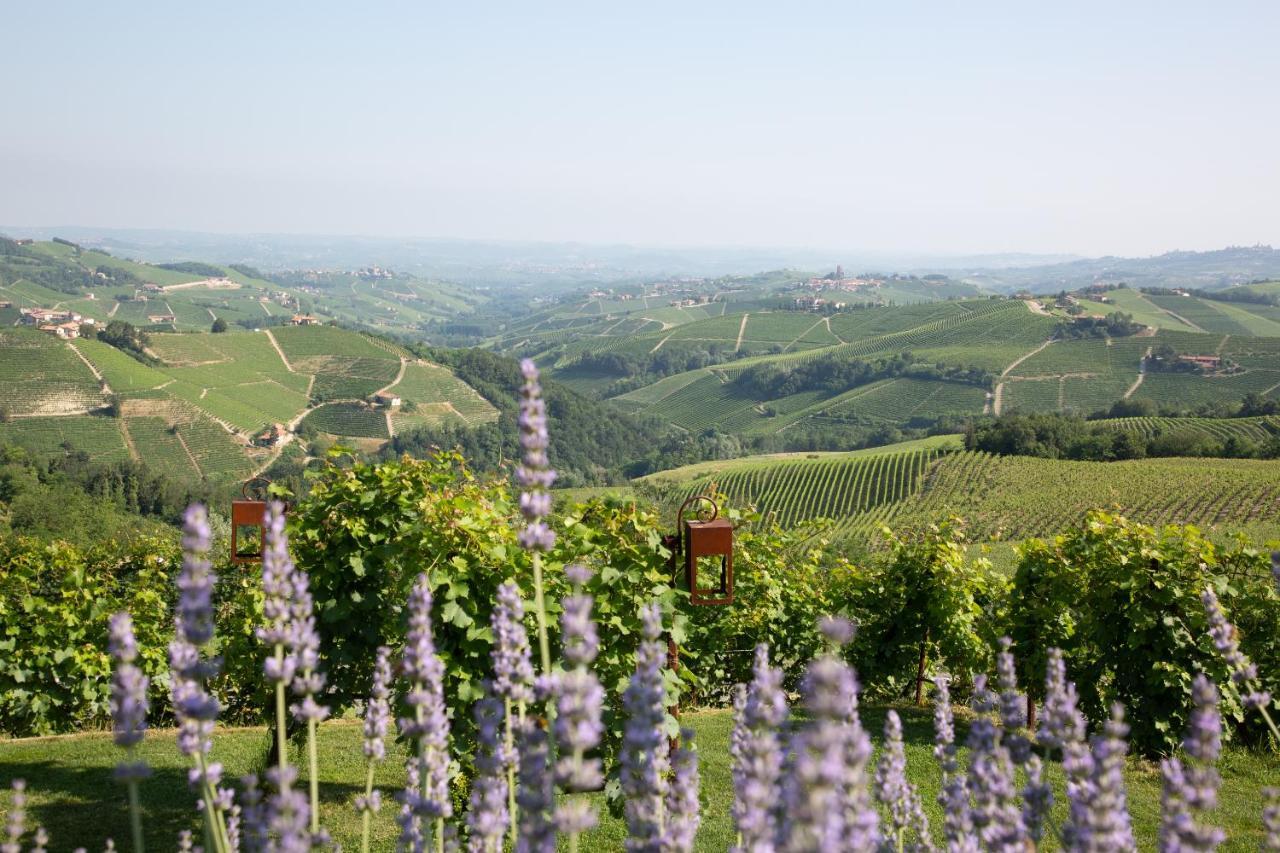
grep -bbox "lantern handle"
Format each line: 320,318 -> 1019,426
675,494 -> 719,556
241,476 -> 273,502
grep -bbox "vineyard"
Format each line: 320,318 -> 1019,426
0,414 -> 130,463
0,330 -> 104,416
642,437 -> 1280,547
1093,415 -> 1280,443
300,403 -> 390,439
388,362 -> 498,424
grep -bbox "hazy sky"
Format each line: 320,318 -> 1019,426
3,2 -> 1278,256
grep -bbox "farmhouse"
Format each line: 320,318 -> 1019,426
21,308 -> 77,325
148,313 -> 177,324
254,423 -> 287,447
1179,355 -> 1222,370
141,283 -> 164,294
0,301 -> 10,309
291,314 -> 321,326
372,391 -> 402,408
37,322 -> 80,339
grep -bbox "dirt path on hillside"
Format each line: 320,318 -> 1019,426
1022,299 -> 1051,316
119,419 -> 140,462
650,332 -> 674,354
734,314 -> 750,352
67,341 -> 109,390
107,302 -> 120,318
1123,346 -> 1153,399
783,316 -> 829,352
263,329 -> 293,371
825,316 -> 845,343
374,357 -> 408,396
1160,307 -> 1206,333
991,338 -> 1055,415
173,429 -> 204,478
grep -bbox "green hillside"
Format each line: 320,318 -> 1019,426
0,323 -> 497,483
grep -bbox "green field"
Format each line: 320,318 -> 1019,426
388,362 -> 498,423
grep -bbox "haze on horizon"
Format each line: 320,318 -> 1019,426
3,1 -> 1278,259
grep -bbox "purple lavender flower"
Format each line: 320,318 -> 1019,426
240,775 -> 269,853
965,675 -> 1026,851
664,729 -> 701,853
398,760 -> 425,853
874,711 -> 932,853
258,501 -> 298,685
932,675 -> 977,853
995,638 -> 1051,843
778,626 -> 878,852
363,646 -> 393,763
29,827 -> 47,853
817,615 -> 855,647
1263,787 -> 1280,851
514,714 -> 555,853
491,582 -> 536,706
286,564 -> 330,726
1202,586 -> 1271,710
620,603 -> 670,852
1037,648 -> 1085,752
516,359 -> 556,552
1080,704 -> 1137,852
265,766 -> 311,853
467,689 -> 512,852
554,578 -> 604,795
3,780 -> 26,853
169,504 -> 224,791
399,574 -> 453,834
177,831 -> 192,853
1160,674 -> 1225,852
731,645 -> 788,853
108,611 -> 152,782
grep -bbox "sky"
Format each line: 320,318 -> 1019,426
2,1 -> 1278,257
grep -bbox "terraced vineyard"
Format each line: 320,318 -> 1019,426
300,403 -> 390,439
643,438 -> 1280,547
388,362 -> 498,424
0,414 -> 130,463
0,330 -> 104,416
641,438 -> 958,529
1093,415 -> 1280,443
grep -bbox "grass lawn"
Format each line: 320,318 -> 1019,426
1,705 -> 1276,851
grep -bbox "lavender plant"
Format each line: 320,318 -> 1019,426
730,645 -> 788,852
490,581 -> 535,849
932,675 -> 978,852
620,603 -> 671,852
553,565 -> 604,852
777,617 -> 879,852
109,612 -> 150,853
665,729 -> 701,853
169,504 -> 232,853
356,646 -> 393,853
875,710 -> 933,853
465,689 -> 510,853
286,559 -> 330,836
3,780 -> 27,853
994,639 -> 1051,844
515,359 -> 556,682
258,502 -> 300,804
1201,586 -> 1279,742
964,675 -> 1025,850
399,574 -> 453,853
514,713 -> 555,853
1159,674 -> 1225,852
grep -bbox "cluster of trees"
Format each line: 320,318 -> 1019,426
572,341 -> 738,382
1145,343 -> 1237,375
0,238 -> 97,294
1144,285 -> 1279,307
1054,311 -> 1142,339
388,345 -> 671,486
970,410 -> 1280,461
734,351 -> 992,399
156,261 -> 226,277
0,441 -> 221,546
96,320 -> 153,361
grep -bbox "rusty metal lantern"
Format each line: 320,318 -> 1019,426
230,477 -> 273,564
675,494 -> 734,605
